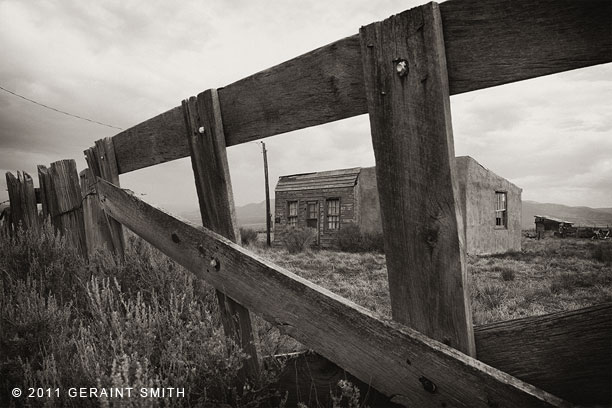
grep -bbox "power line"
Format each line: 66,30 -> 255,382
0,85 -> 124,131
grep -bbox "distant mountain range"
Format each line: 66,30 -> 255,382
177,199 -> 612,231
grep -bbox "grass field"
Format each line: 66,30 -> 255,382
1,223 -> 610,407
249,236 -> 612,325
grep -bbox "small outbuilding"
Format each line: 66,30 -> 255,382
534,215 -> 574,239
274,156 -> 522,255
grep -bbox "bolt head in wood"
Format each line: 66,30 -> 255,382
198,126 -> 206,134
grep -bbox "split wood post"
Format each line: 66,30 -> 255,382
182,90 -> 261,381
38,165 -> 57,223
5,171 -> 39,231
360,2 -> 475,356
80,168 -> 116,257
43,160 -> 88,258
84,137 -> 125,257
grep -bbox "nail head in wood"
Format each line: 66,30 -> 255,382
419,376 -> 437,393
198,126 -> 205,134
210,257 -> 220,271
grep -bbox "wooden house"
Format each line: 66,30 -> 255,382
274,156 -> 522,254
534,215 -> 574,239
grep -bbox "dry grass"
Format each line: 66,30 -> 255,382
250,237 -> 612,326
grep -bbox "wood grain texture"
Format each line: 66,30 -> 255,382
47,160 -> 87,257
182,90 -> 260,381
360,3 -> 475,356
475,303 -> 612,406
112,106 -> 188,174
85,138 -> 125,256
95,178 -> 569,408
441,0 -> 612,95
38,165 -> 56,221
108,0 -> 611,174
80,168 -> 115,256
276,304 -> 612,407
5,171 -> 39,231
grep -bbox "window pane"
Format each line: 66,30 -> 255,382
327,199 -> 340,229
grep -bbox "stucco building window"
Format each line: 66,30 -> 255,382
495,192 -> 507,228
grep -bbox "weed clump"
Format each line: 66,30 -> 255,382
498,267 -> 516,281
591,242 -> 612,264
0,222 -> 280,407
284,227 -> 316,253
240,227 -> 259,246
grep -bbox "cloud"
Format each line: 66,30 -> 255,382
0,0 -> 610,210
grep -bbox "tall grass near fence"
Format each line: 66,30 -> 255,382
0,222 -> 281,407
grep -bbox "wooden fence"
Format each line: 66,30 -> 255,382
3,0 -> 611,406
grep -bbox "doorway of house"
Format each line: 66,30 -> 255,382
306,201 -> 319,245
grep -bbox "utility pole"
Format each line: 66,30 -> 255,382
261,142 -> 272,246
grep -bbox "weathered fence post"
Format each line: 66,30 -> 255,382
37,160 -> 87,257
80,168 -> 116,256
182,90 -> 261,381
5,171 -> 39,231
360,2 -> 475,356
84,137 -> 125,257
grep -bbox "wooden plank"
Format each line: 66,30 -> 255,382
80,168 -> 116,256
441,0 -> 612,94
5,171 -> 39,231
276,304 -> 612,407
360,2 -> 474,356
48,160 -> 87,257
113,106 -> 187,174
95,178 -> 569,408
108,0 -> 611,174
475,303 -> 612,406
182,90 -> 260,381
85,138 -> 125,256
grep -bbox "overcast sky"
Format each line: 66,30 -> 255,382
1,0 -> 610,214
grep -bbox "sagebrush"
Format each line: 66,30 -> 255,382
0,222 -> 282,407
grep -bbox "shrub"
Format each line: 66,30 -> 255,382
591,242 -> 612,264
284,227 -> 315,253
240,227 -> 259,246
337,223 -> 384,253
337,224 -> 362,252
0,223 -> 280,407
499,267 -> 516,282
475,283 -> 507,309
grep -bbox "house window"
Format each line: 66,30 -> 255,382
287,201 -> 298,227
306,202 -> 317,229
326,198 -> 340,230
495,192 -> 507,228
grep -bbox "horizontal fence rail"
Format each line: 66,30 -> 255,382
110,0 -> 611,174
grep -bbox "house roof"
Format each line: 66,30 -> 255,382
276,167 -> 361,192
534,215 -> 574,224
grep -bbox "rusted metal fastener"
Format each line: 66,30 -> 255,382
419,377 -> 437,393
395,59 -> 408,77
